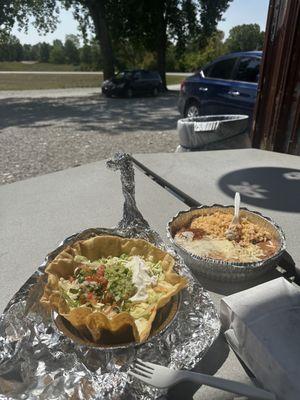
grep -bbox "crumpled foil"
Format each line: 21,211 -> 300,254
0,153 -> 220,399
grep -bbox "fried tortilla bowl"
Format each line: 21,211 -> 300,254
41,235 -> 187,344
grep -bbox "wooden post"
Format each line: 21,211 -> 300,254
251,0 -> 300,155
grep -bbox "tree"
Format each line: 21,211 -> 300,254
0,0 -> 115,78
0,1 -> 59,40
183,30 -> 226,72
79,44 -> 92,66
226,24 -> 264,53
109,0 -> 232,88
0,35 -> 23,61
30,43 -> 41,60
65,33 -> 80,48
1,0 -> 231,81
64,1 -> 115,79
22,44 -> 33,60
64,35 -> 80,64
39,42 -> 51,62
90,39 -> 103,70
49,39 -> 65,63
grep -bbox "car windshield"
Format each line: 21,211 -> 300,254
114,71 -> 133,80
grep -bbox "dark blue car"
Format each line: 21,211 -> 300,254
178,51 -> 262,124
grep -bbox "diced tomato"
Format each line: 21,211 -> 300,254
98,276 -> 108,287
97,265 -> 105,277
86,275 -> 96,282
87,292 -> 95,302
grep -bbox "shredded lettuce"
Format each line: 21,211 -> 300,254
149,261 -> 164,280
61,291 -> 80,308
147,289 -> 162,304
59,254 -> 171,318
129,303 -> 151,319
74,255 -> 104,268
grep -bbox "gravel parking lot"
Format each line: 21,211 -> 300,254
0,90 -> 180,185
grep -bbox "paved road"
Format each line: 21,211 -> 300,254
0,71 -> 104,75
0,87 -> 102,99
0,71 -> 192,75
0,85 -> 180,99
0,90 -> 180,185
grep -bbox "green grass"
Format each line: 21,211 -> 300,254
0,73 -> 103,90
0,67 -> 184,90
0,62 -> 188,81
0,62 -> 83,71
166,75 -> 186,85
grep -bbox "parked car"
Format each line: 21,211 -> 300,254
178,51 -> 262,124
102,69 -> 163,98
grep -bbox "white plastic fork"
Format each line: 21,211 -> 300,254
226,192 -> 241,241
129,359 -> 276,400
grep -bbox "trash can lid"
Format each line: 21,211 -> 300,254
177,114 -> 249,132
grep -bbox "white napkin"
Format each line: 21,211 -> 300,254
220,277 -> 300,400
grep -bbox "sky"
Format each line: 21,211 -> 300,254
12,0 -> 270,45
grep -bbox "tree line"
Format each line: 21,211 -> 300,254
0,24 -> 264,73
0,34 -> 102,70
0,0 -> 234,86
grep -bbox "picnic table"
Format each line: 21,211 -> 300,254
1,148 -> 299,399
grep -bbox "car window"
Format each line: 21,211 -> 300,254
133,71 -> 142,80
141,71 -> 151,79
155,72 -> 162,82
202,65 -> 211,77
208,58 -> 237,80
115,71 -> 132,79
235,57 -> 261,83
149,71 -> 160,80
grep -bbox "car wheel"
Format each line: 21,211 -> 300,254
126,88 -> 133,98
184,101 -> 201,118
152,87 -> 159,96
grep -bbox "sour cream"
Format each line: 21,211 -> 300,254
127,256 -> 157,302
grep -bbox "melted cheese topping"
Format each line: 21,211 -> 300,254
175,233 -> 264,263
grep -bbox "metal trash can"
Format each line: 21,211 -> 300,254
176,115 -> 250,152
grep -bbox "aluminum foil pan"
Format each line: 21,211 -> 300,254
0,153 -> 220,400
167,205 -> 286,282
177,114 -> 249,149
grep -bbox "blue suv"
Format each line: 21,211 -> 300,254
178,51 -> 262,124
